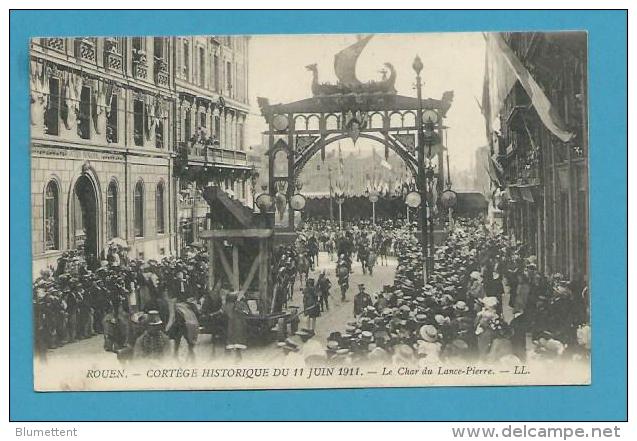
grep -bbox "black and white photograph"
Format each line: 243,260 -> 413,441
29,31 -> 591,391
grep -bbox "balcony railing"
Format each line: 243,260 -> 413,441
104,38 -> 123,72
154,57 -> 169,86
180,141 -> 248,166
75,38 -> 96,63
132,49 -> 148,80
45,38 -> 65,52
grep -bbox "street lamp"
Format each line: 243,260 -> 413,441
365,183 -> 381,226
413,55 -> 441,282
413,55 -> 429,284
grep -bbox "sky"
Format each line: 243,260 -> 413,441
245,32 -> 487,176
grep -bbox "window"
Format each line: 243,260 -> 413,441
155,120 -> 164,149
214,115 -> 220,138
44,180 -> 59,250
182,40 -> 189,78
213,54 -> 220,91
106,180 -> 118,240
106,93 -> 118,143
134,181 -> 144,237
226,61 -> 232,94
199,47 -> 206,88
132,37 -> 144,52
133,98 -> 144,146
199,111 -> 206,128
156,182 -> 165,234
78,85 -> 91,139
238,122 -> 244,151
45,77 -> 61,136
183,108 -> 191,142
153,37 -> 164,59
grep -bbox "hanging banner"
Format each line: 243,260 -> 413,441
485,33 -> 574,142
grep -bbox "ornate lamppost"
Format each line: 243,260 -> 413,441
413,55 -> 429,283
365,183 -> 381,226
412,55 -> 441,282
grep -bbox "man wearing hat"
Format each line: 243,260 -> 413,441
353,284 -> 372,317
303,278 -> 320,332
133,310 -> 171,360
336,256 -> 350,302
316,271 -> 332,312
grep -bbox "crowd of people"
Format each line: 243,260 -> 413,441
32,244 -> 211,359
33,216 -> 590,367
288,218 -> 591,366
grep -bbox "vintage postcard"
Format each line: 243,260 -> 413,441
30,31 -> 590,391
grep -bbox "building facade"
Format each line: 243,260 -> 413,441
172,35 -> 253,248
491,32 -> 588,282
30,35 -> 255,277
30,37 -> 178,276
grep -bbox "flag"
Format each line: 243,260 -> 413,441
487,154 -> 504,188
485,33 -> 574,142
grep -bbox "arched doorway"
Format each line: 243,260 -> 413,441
70,174 -> 99,268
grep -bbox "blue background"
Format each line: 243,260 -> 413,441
10,10 -> 627,421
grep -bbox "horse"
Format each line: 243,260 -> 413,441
307,239 -> 319,270
357,245 -> 370,275
295,253 -> 310,286
379,237 -> 392,266
166,300 -> 200,359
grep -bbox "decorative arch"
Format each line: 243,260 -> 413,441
369,112 -> 384,129
67,164 -> 101,265
258,87 -> 452,232
293,114 -> 307,129
306,114 -> 320,131
402,111 -> 416,127
294,132 -> 417,178
325,114 -> 339,130
389,111 -> 403,128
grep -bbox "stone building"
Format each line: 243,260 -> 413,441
172,35 -> 253,247
484,32 -> 588,282
30,36 -> 177,276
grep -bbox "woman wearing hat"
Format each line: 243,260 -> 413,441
474,303 -> 499,360
415,324 -> 442,363
467,271 -> 486,311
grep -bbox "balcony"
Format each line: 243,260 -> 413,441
132,49 -> 148,80
104,38 -> 123,72
75,38 -> 96,63
45,38 -> 65,52
154,57 -> 169,86
180,141 -> 248,167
